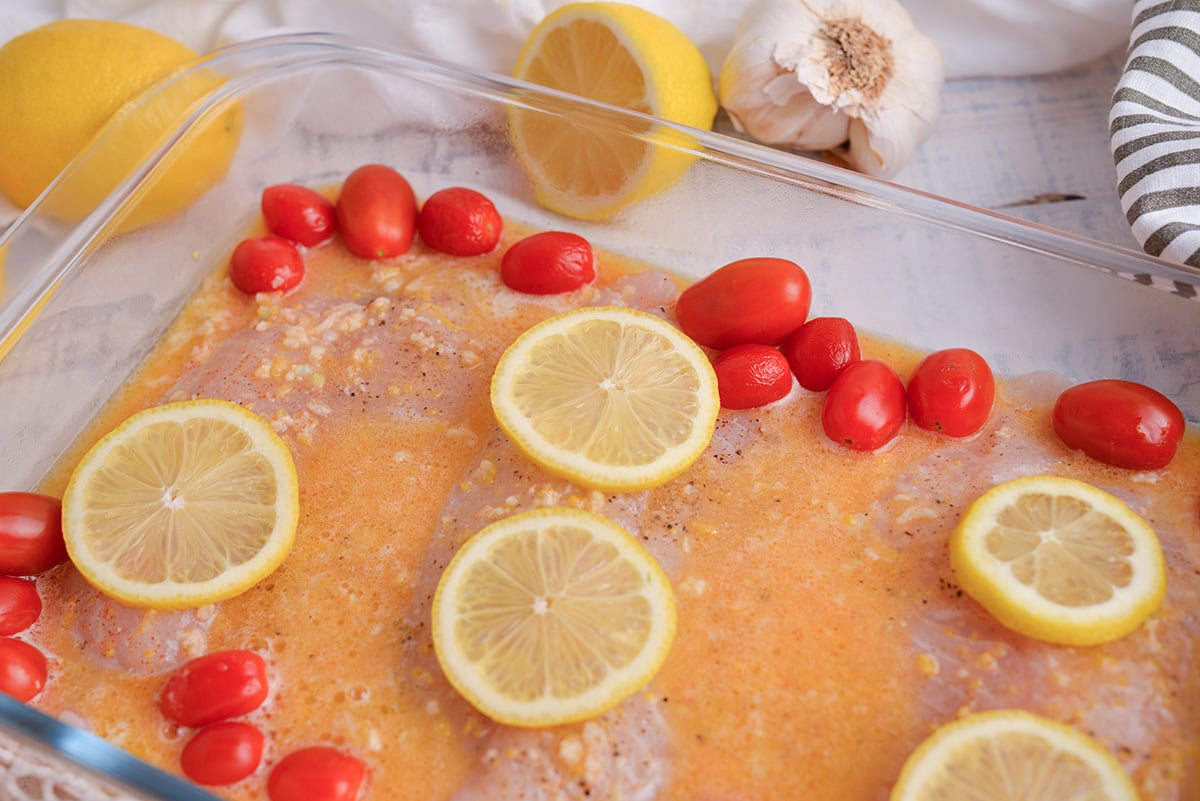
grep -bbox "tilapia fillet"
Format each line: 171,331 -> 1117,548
28,239 -> 1200,801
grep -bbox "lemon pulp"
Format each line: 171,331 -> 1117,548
949,475 -> 1166,646
490,306 -> 720,492
891,709 -> 1140,801
62,399 -> 299,610
432,507 -> 677,727
510,2 -> 717,219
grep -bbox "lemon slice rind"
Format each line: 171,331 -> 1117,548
950,475 -> 1165,647
62,399 -> 299,610
431,506 -> 677,728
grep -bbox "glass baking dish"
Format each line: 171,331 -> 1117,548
0,33 -> 1196,801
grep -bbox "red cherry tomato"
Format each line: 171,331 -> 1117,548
675,257 -> 812,349
713,344 -> 793,409
906,348 -> 995,438
181,721 -> 265,786
1052,379 -> 1185,470
159,650 -> 269,728
781,316 -> 861,392
267,746 -> 366,801
822,360 -> 906,451
500,231 -> 595,294
0,492 -> 67,576
229,236 -> 305,295
0,637 -> 47,702
417,187 -> 503,256
261,184 -> 337,247
0,577 -> 40,635
336,164 -> 418,259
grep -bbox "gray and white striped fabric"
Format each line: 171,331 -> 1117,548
1110,0 -> 1200,289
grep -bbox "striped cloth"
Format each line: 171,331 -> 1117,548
1110,0 -> 1200,288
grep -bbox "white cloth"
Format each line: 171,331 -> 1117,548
1,0 -> 1133,78
904,0 -> 1132,79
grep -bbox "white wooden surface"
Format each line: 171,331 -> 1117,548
897,49 -> 1137,252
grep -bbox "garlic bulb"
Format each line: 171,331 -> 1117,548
718,0 -> 944,178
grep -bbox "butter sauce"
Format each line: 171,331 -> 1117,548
28,227 -> 1200,801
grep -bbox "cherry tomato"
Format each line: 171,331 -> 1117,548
781,316 -> 861,392
822,360 -> 906,451
181,721 -> 265,786
1052,379 -> 1185,470
0,577 -> 40,635
417,187 -> 503,256
675,257 -> 812,349
261,184 -> 337,247
906,348 -> 995,438
267,746 -> 366,801
0,637 -> 47,702
0,492 -> 67,576
713,344 -> 793,409
500,231 -> 595,294
335,164 -> 418,259
159,650 -> 269,728
229,236 -> 305,295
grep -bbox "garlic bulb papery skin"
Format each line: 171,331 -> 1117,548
718,0 -> 944,178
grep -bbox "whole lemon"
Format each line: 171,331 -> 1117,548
0,19 -> 242,230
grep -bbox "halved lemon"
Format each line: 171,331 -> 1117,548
510,2 -> 718,220
949,475 -> 1165,646
490,305 -> 720,492
431,506 -> 676,727
890,709 -> 1140,801
62,399 -> 299,610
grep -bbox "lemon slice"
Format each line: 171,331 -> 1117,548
432,506 -> 676,727
510,2 -> 718,220
490,305 -> 720,492
62,399 -> 299,610
949,475 -> 1165,646
890,709 -> 1140,801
